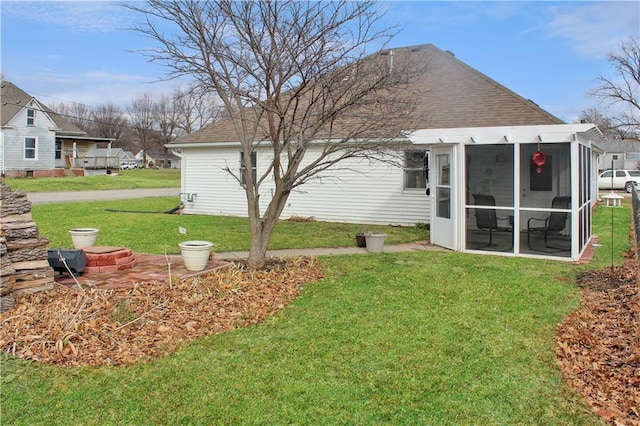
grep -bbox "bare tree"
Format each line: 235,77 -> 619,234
590,36 -> 640,140
153,94 -> 182,167
174,85 -> 223,134
92,103 -> 128,143
125,0 -> 420,268
579,107 -> 619,138
127,93 -> 157,166
49,102 -> 94,133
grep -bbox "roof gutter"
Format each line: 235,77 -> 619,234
168,136 -> 412,150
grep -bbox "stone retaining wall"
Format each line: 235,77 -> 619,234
1,183 -> 55,313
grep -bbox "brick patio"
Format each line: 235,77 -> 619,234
54,248 -> 230,290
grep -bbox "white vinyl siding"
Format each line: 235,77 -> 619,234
3,104 -> 57,171
179,144 -> 431,225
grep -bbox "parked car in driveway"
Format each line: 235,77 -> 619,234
598,169 -> 640,192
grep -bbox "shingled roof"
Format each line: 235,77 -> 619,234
172,43 -> 564,145
1,81 -> 85,134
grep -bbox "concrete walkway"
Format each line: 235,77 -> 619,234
27,187 -> 181,205
214,240 -> 447,261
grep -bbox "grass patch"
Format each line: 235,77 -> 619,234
32,197 -> 426,253
2,168 -> 180,192
586,200 -> 634,270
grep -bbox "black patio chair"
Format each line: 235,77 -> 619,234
527,196 -> 571,250
472,194 -> 513,247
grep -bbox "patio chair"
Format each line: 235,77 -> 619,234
472,194 -> 513,247
527,196 -> 571,250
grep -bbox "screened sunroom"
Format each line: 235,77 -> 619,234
410,124 -> 603,261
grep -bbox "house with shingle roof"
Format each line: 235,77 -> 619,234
168,43 -> 602,261
594,137 -> 640,172
0,81 -> 115,177
135,149 -> 181,169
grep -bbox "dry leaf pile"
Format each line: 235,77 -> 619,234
0,257 -> 323,366
556,257 -> 640,426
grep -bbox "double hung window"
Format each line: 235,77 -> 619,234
25,137 -> 37,159
26,109 -> 35,126
404,150 -> 428,190
240,151 -> 257,187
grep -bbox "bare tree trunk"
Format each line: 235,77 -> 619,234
246,189 -> 289,269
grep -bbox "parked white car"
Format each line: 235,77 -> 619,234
120,161 -> 139,170
598,169 -> 640,192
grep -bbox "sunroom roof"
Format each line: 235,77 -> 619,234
409,123 -> 603,145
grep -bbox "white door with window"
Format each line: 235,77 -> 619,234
430,146 -> 455,249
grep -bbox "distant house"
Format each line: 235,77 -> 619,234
94,148 -> 139,169
168,43 -> 602,261
135,149 -> 181,169
594,137 -> 640,172
0,81 -> 116,178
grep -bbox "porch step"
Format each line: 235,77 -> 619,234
83,247 -> 137,274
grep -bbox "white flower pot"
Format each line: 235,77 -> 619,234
69,228 -> 99,249
365,233 -> 387,253
179,240 -> 214,271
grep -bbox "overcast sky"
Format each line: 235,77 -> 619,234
1,1 -> 638,123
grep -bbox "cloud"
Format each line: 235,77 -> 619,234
15,69 -> 189,111
540,2 -> 639,58
1,1 -> 134,33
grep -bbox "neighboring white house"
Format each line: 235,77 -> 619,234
594,137 -> 640,172
0,81 -> 115,177
0,81 -> 117,177
136,149 -> 181,169
94,148 -> 139,168
168,43 -> 601,261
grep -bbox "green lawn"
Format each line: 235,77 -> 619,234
31,197 -> 426,253
2,168 -> 180,192
2,202 -> 631,425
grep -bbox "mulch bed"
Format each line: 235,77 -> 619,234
0,257 -> 324,366
556,255 -> 640,425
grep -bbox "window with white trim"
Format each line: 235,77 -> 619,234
240,151 -> 257,187
25,137 -> 37,159
55,141 -> 62,159
26,108 -> 35,126
403,149 -> 428,190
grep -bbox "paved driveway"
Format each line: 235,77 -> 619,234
27,188 -> 181,205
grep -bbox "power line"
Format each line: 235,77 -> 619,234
1,97 -> 130,131
2,96 -> 223,135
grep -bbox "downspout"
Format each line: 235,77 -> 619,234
170,148 -> 188,206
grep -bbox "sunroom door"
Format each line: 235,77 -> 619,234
430,146 -> 455,249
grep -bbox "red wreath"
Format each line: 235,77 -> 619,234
532,150 -> 546,174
